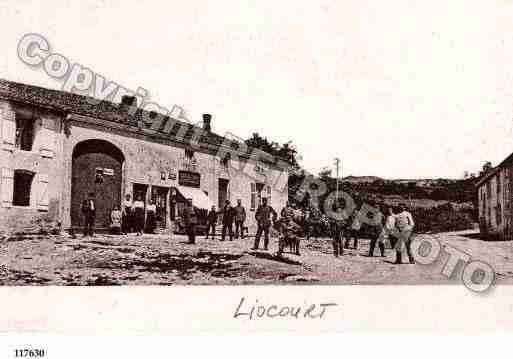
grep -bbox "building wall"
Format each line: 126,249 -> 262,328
0,99 -> 288,234
0,100 -> 64,234
62,117 -> 288,233
477,166 -> 513,240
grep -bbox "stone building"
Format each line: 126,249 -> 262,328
476,154 -> 513,241
0,79 -> 289,235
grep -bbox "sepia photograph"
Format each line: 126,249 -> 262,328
0,1 -> 512,345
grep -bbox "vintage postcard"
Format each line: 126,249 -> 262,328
0,0 -> 512,342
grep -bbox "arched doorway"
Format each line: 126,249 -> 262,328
71,139 -> 125,230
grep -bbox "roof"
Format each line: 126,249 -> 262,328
0,78 -> 283,166
475,167 -> 499,188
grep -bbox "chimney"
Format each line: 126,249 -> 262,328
202,113 -> 212,132
120,95 -> 137,112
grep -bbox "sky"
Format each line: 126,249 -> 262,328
1,0 -> 513,179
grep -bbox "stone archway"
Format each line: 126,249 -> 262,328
71,139 -> 125,230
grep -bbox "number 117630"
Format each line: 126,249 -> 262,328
14,349 -> 45,358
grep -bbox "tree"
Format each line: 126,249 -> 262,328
318,167 -> 332,179
479,161 -> 493,176
245,133 -> 300,168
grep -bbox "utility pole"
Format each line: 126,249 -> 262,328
334,157 -> 341,201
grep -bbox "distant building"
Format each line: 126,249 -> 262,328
0,79 -> 289,235
475,156 -> 513,240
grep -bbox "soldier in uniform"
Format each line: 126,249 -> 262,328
183,198 -> 198,244
252,197 -> 277,251
81,192 -> 96,237
331,206 -> 348,257
205,205 -> 218,239
221,200 -> 235,241
233,199 -> 247,239
393,203 -> 415,264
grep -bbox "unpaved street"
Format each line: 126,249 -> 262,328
0,230 -> 511,285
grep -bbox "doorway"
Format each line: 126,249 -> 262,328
71,139 -> 124,230
133,183 -> 148,204
218,178 -> 229,207
151,186 -> 169,229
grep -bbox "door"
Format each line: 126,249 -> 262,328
151,186 -> 169,229
71,140 -> 124,230
218,178 -> 229,207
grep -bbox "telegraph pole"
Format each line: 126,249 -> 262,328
334,157 -> 341,201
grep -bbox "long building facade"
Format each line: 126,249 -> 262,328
0,79 -> 289,235
476,155 -> 513,241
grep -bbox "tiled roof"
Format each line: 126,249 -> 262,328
0,78 -> 224,145
0,78 -> 280,165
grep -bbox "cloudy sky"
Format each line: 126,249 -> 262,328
1,0 -> 513,179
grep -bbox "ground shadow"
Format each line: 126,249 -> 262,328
249,251 -> 302,265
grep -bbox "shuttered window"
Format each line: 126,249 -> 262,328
2,115 -> 16,152
38,118 -> 55,158
1,168 -> 14,207
36,174 -> 49,211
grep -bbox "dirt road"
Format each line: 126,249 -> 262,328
0,230 -> 511,285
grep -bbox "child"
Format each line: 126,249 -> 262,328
110,205 -> 122,235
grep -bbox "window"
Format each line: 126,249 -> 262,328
15,113 -> 35,151
497,175 -> 501,195
185,148 -> 194,160
266,185 -> 272,205
250,183 -> 256,210
12,170 -> 34,206
221,153 -> 231,168
183,148 -> 197,171
497,203 -> 502,226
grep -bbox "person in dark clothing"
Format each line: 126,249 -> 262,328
145,199 -> 157,234
81,192 -> 96,237
205,205 -> 217,239
331,207 -> 348,257
183,199 -> 197,244
252,197 -> 277,251
132,194 -> 145,236
221,200 -> 235,241
233,199 -> 246,239
368,206 -> 386,257
122,194 -> 133,234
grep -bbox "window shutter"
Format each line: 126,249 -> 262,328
2,114 -> 15,152
1,168 -> 14,207
37,174 -> 49,211
38,118 -> 55,158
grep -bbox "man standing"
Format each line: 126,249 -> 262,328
393,203 -> 415,264
81,192 -> 96,237
221,200 -> 235,241
183,198 -> 197,244
252,197 -> 277,251
122,193 -> 133,235
233,199 -> 247,239
368,205 -> 386,257
205,205 -> 217,239
280,201 -> 294,221
331,206 -> 348,257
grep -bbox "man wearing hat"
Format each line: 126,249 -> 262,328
183,198 -> 198,244
252,197 -> 277,251
81,192 -> 96,237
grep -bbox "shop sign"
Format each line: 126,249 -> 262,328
178,170 -> 201,188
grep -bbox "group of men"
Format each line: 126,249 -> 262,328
329,203 -> 416,264
182,197 -> 280,251
183,198 -> 249,244
82,189 -> 416,265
